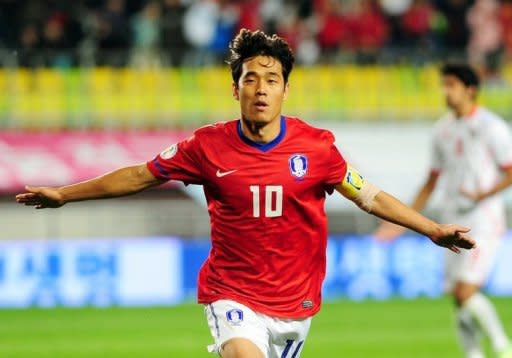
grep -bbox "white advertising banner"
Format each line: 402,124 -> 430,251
0,238 -> 183,308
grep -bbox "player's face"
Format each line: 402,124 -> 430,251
233,55 -> 289,126
442,75 -> 475,111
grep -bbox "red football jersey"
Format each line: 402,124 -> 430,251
147,116 -> 347,318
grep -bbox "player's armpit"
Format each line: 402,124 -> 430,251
335,165 -> 381,212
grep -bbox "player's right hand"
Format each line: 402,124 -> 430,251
15,186 -> 65,209
373,221 -> 406,241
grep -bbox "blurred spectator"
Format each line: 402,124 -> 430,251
131,0 -> 161,68
236,0 -> 263,32
501,0 -> 512,59
379,0 -> 412,49
183,0 -> 218,66
260,0 -> 286,35
345,0 -> 389,64
17,0 -> 49,31
1,0 -> 511,69
316,0 -> 348,58
467,0 -> 503,80
400,0 -> 436,56
276,3 -> 319,65
94,0 -> 132,66
160,0 -> 188,67
435,0 -> 473,58
0,1 -> 17,50
17,23 -> 43,68
294,23 -> 321,65
276,4 -> 301,51
41,12 -> 75,67
208,0 -> 238,61
297,0 -> 315,19
294,0 -> 320,65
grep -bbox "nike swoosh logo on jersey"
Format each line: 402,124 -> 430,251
216,169 -> 237,177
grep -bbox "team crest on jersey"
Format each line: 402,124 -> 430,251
160,144 -> 177,159
289,154 -> 308,179
226,309 -> 244,325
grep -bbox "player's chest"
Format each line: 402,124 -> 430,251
439,124 -> 486,160
202,149 -> 324,202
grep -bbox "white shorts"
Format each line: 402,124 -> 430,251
204,299 -> 311,358
444,232 -> 502,291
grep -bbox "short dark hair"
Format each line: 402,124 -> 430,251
441,63 -> 480,89
226,29 -> 295,85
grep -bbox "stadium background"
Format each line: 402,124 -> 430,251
1,0 -> 512,357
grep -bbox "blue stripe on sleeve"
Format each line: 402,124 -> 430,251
152,159 -> 171,179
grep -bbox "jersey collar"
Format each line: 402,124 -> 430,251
456,105 -> 479,121
237,116 -> 286,152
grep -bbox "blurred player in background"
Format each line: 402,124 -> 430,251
16,30 -> 475,358
376,63 -> 512,358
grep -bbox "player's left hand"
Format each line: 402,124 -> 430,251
459,188 -> 486,202
429,224 -> 475,254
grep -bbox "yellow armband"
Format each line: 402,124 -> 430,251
340,165 -> 364,198
340,165 -> 381,212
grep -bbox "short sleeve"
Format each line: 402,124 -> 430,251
146,134 -> 203,184
323,132 -> 348,194
487,119 -> 512,169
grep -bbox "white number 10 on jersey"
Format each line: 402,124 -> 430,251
249,185 -> 283,218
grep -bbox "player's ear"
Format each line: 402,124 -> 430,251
283,82 -> 289,100
232,82 -> 240,101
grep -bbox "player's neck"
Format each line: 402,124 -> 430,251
240,116 -> 282,143
454,102 -> 477,119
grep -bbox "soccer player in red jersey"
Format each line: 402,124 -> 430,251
16,30 -> 475,358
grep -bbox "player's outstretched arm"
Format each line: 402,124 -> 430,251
335,167 -> 474,253
15,163 -> 163,209
368,190 -> 474,253
373,172 -> 438,240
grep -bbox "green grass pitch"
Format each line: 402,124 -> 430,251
1,297 -> 511,357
